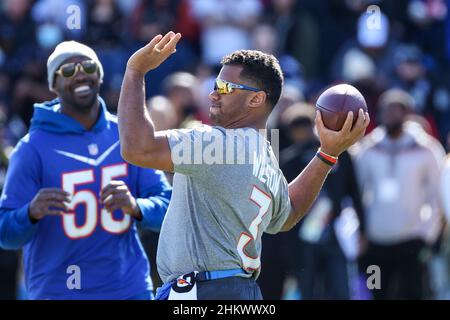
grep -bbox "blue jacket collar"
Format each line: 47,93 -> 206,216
30,97 -> 111,134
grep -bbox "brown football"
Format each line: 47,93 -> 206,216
315,84 -> 367,131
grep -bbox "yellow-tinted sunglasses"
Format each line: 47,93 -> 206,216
55,60 -> 98,78
214,78 -> 261,95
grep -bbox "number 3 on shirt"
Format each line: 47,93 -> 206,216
237,185 -> 271,271
61,163 -> 130,239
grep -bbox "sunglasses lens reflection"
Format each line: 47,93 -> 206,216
61,63 -> 76,77
215,79 -> 231,94
81,61 -> 97,74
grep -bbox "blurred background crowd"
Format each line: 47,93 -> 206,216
2,0 -> 450,300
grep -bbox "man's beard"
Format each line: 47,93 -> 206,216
63,87 -> 99,112
385,122 -> 403,137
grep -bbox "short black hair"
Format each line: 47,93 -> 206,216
221,50 -> 284,108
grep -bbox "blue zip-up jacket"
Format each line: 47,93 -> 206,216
0,98 -> 172,299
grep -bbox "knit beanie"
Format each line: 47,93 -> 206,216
47,40 -> 104,91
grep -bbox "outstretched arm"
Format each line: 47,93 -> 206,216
281,109 -> 370,231
118,31 -> 182,171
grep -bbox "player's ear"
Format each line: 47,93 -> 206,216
248,91 -> 266,109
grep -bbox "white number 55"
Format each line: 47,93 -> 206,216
61,163 -> 130,239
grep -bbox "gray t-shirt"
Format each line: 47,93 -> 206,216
157,125 -> 292,283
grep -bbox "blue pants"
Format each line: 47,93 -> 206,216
156,276 -> 263,300
197,277 -> 263,300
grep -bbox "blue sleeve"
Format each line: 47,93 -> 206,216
0,205 -> 37,249
134,168 -> 172,232
0,137 -> 41,249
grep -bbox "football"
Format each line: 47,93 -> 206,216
315,84 -> 367,131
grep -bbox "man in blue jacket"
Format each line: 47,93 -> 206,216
0,41 -> 172,300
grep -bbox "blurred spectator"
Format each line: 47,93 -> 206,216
390,44 -> 431,113
251,23 -> 277,55
129,0 -> 178,45
115,0 -> 140,16
0,103 -> 17,300
341,47 -> 376,84
147,95 -> 178,131
174,0 -> 201,51
250,21 -> 305,151
262,0 -> 320,79
283,102 -> 365,300
355,88 -> 445,299
0,0 -> 37,77
259,102 -> 317,299
429,69 -> 450,147
86,0 -> 125,47
84,0 -> 129,111
332,11 -> 396,87
405,0 -> 447,64
11,59 -> 54,127
127,1 -> 198,96
331,10 -> 400,132
406,113 -> 435,136
438,146 -> 450,299
190,0 -> 262,68
2,0 -> 71,131
162,71 -> 206,127
0,106 -> 16,162
296,0 -> 363,83
260,102 -> 365,299
387,43 -> 449,140
250,22 -> 306,92
146,95 -> 177,183
340,56 -> 385,134
0,72 -> 11,107
267,84 -> 304,152
31,0 -> 86,47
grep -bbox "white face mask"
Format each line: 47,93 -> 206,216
37,23 -> 63,49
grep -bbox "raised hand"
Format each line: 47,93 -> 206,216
127,31 -> 182,76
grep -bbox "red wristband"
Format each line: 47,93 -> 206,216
317,149 -> 338,166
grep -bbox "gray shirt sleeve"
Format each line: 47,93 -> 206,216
265,174 -> 292,234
